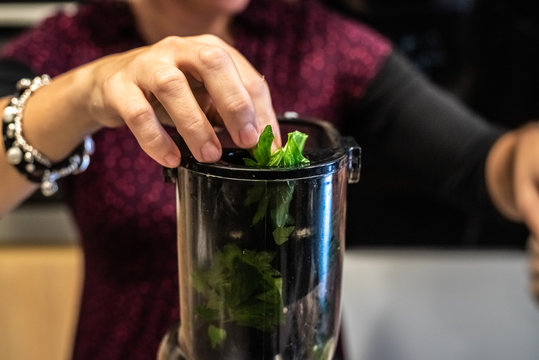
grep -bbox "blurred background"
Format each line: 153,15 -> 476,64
1,1 -> 538,359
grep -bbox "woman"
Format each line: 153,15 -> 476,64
1,0 -> 538,358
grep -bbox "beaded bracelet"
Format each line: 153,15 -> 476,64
2,75 -> 94,196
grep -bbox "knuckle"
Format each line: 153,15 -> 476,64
124,104 -> 153,128
151,68 -> 186,93
156,35 -> 181,48
244,76 -> 269,98
197,34 -> 222,45
101,73 -> 122,101
181,118 -> 203,135
176,111 -> 206,135
139,130 -> 165,153
197,44 -> 230,70
224,96 -> 253,118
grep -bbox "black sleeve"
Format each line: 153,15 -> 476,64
0,58 -> 36,97
349,50 -> 505,216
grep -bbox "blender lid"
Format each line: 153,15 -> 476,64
167,115 -> 361,182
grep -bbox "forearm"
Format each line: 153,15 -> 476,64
21,68 -> 100,161
352,51 -> 504,213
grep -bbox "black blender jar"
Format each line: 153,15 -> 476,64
159,114 -> 360,360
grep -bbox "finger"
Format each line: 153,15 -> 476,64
137,63 -> 221,163
191,87 -> 223,125
166,36 -> 259,148
242,73 -> 282,148
110,83 -> 181,167
193,44 -> 260,147
194,36 -> 282,147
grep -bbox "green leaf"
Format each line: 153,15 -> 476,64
252,193 -> 270,226
312,337 -> 336,360
195,306 -> 220,321
272,226 -> 295,245
243,158 -> 258,167
243,126 -> 309,245
208,325 -> 227,348
191,245 -> 284,339
243,125 -> 310,168
283,130 -> 310,167
270,182 -> 295,228
250,125 -> 274,166
228,301 -> 283,332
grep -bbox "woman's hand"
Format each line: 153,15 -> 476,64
486,123 -> 539,238
486,128 -> 539,304
86,34 -> 280,167
0,34 -> 280,215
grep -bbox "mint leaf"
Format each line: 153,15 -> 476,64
208,325 -> 227,348
243,125 -> 310,245
243,158 -> 259,167
245,183 -> 270,226
192,244 -> 284,346
282,130 -> 310,167
273,226 -> 295,246
268,130 -> 310,168
270,181 -> 294,228
248,125 -> 274,166
244,125 -> 310,168
195,306 -> 220,321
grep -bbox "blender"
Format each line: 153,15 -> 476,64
159,114 -> 360,360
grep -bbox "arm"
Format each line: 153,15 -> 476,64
352,51 -> 504,215
355,50 -> 539,237
0,35 -> 280,216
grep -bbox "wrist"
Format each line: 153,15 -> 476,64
22,67 -> 101,162
3,75 -> 95,196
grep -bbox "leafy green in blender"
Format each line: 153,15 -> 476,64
193,126 -> 311,349
243,125 -> 310,168
244,125 -> 310,245
192,244 -> 284,347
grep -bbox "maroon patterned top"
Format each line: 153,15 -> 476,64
2,0 -> 391,358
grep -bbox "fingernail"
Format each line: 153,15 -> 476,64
164,153 -> 180,168
200,141 -> 221,162
240,122 -> 259,146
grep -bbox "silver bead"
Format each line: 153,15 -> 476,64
16,78 -> 31,90
6,147 -> 23,165
83,136 -> 95,155
70,154 -> 81,166
78,154 -> 91,173
41,180 -> 58,197
25,163 -> 35,173
6,123 -> 16,138
3,106 -> 17,123
24,151 -> 34,163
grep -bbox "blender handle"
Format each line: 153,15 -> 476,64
343,136 -> 361,184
